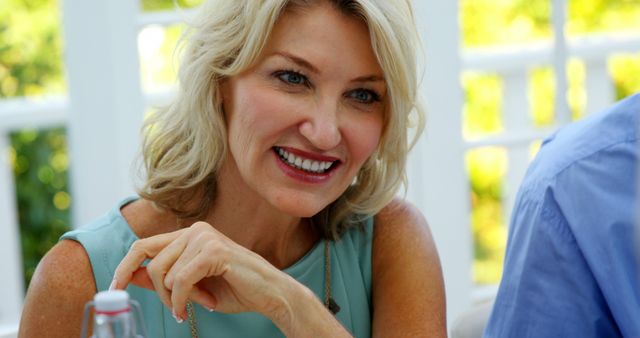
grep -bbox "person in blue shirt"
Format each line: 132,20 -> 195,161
484,93 -> 640,337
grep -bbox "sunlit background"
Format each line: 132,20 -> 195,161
461,0 -> 640,284
1,0 -> 639,328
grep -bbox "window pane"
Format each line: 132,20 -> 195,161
139,0 -> 203,12
568,0 -> 640,35
610,54 -> 640,99
11,127 -> 70,287
138,24 -> 184,92
463,73 -> 504,139
0,0 -> 65,98
461,0 -> 552,48
466,147 -> 507,285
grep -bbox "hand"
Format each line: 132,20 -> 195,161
111,222 -> 295,322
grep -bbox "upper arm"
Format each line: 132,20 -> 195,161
19,239 -> 97,338
371,198 -> 446,338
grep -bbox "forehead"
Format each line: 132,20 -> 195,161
261,2 -> 383,77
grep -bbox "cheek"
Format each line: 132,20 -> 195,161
232,86 -> 299,133
344,114 -> 384,164
227,88 -> 289,151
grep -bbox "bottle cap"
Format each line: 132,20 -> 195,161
94,290 -> 130,313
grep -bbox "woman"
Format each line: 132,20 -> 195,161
19,0 -> 446,337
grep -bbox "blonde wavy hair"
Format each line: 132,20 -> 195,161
138,0 -> 425,239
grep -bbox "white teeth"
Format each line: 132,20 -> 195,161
274,147 -> 335,173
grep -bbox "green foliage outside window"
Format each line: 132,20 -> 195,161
10,128 -> 70,286
1,0 -> 68,287
140,0 -> 203,12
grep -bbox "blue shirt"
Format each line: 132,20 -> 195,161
484,94 -> 640,338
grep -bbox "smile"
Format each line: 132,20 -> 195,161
273,147 -> 338,174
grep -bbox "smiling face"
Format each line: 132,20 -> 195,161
219,2 -> 386,217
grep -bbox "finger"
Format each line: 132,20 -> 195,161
146,231 -> 190,310
112,229 -> 186,290
130,267 -> 154,290
171,252 -> 225,320
130,269 -> 217,315
164,229 -> 212,290
190,285 -> 218,312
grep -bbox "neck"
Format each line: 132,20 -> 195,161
201,162 -> 319,269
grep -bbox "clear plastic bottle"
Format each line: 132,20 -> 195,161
81,290 -> 148,338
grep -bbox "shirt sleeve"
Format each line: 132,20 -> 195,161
484,140 -> 640,338
553,141 -> 640,337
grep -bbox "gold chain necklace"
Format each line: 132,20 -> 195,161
185,240 -> 339,337
186,301 -> 199,338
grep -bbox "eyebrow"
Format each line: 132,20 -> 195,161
351,74 -> 385,83
274,52 -> 320,74
272,51 -> 386,84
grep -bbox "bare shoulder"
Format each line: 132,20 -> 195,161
373,198 -> 438,261
19,239 -> 96,338
375,198 -> 430,239
371,198 -> 446,337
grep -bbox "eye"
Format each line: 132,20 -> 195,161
275,70 -> 308,86
348,89 -> 381,104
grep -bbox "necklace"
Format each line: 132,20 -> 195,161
186,301 -> 199,338
186,240 -> 339,337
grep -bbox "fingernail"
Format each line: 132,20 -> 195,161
206,307 -> 215,312
172,310 -> 184,323
109,279 -> 117,291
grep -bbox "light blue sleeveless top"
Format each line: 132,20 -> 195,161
61,197 -> 374,337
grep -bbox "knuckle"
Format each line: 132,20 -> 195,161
202,242 -> 220,257
129,239 -> 146,254
194,230 -> 213,244
146,261 -> 163,277
163,274 -> 174,290
174,272 -> 190,287
192,221 -> 209,231
193,258 -> 209,272
216,242 -> 233,257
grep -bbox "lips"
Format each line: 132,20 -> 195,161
273,146 -> 341,175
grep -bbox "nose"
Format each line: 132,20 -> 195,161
298,101 -> 342,151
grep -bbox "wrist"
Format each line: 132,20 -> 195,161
269,276 -> 351,338
267,274 -> 309,332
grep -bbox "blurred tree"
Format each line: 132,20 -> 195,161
1,0 -> 69,287
10,128 -> 70,286
0,0 -> 63,97
140,0 -> 202,11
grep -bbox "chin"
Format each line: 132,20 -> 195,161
274,197 -> 329,218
